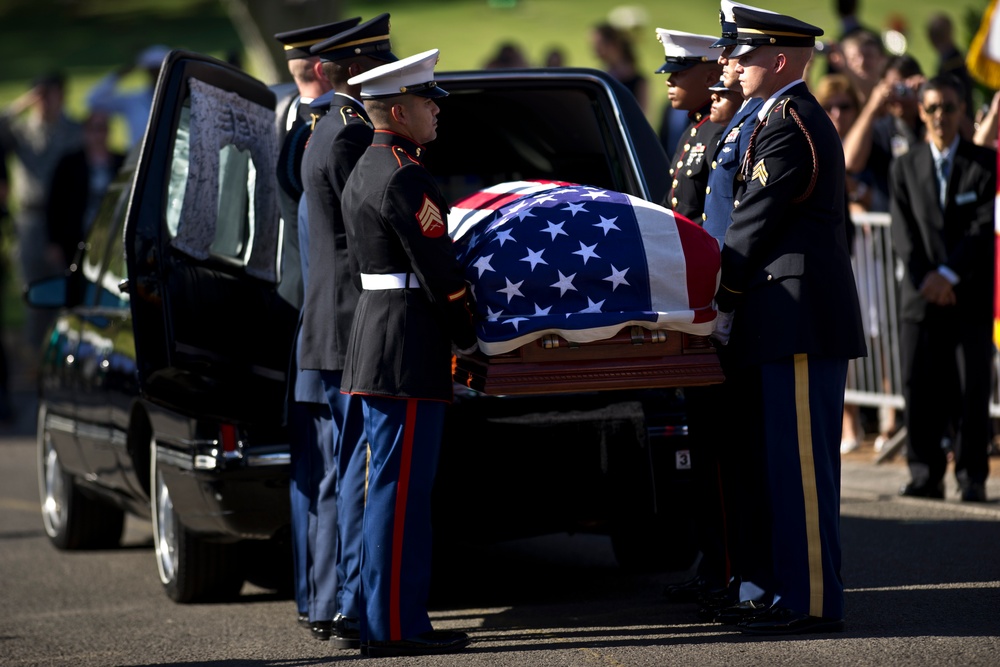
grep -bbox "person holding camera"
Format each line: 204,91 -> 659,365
843,55 -> 925,212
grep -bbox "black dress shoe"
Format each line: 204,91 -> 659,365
738,605 -> 843,635
362,629 -> 470,658
662,575 -> 726,603
899,481 -> 944,499
960,482 -> 988,503
331,614 -> 360,650
310,620 -> 332,641
297,612 -> 310,629
711,599 -> 770,625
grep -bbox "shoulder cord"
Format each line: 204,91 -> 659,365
738,107 -> 818,203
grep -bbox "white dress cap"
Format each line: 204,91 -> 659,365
348,48 -> 448,99
654,29 -> 718,73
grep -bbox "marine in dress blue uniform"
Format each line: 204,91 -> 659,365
655,29 -> 725,221
295,15 -> 398,647
715,6 -> 866,635
272,17 -> 360,631
341,49 -> 476,658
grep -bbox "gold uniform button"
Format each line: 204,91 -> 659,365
702,213 -> 707,221
712,160 -> 717,169
669,168 -> 675,176
686,169 -> 693,176
733,200 -> 740,208
677,161 -> 684,169
766,274 -> 773,281
705,186 -> 711,194
690,127 -> 698,136
684,143 -> 691,151
671,197 -> 678,207
736,173 -> 745,182
672,179 -> 679,188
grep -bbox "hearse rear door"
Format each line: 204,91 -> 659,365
123,51 -> 296,424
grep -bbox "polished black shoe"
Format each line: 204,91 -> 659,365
711,599 -> 770,625
738,605 -> 843,635
310,620 -> 332,641
662,575 -> 726,603
362,630 -> 470,658
331,614 -> 361,650
297,612 -> 310,629
899,481 -> 944,499
960,482 -> 988,503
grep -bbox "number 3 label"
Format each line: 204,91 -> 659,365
675,449 -> 692,470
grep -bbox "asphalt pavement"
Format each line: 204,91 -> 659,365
2,353 -> 999,666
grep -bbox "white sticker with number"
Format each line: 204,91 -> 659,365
675,449 -> 692,470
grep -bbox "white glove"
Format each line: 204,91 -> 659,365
456,341 -> 479,356
711,311 -> 734,346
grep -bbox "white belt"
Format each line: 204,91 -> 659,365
360,272 -> 420,290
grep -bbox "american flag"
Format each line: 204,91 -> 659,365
448,181 -> 720,355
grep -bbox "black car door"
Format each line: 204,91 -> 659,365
123,51 -> 296,425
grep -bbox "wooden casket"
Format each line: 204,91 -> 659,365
449,181 -> 724,396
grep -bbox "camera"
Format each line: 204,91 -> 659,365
892,82 -> 910,98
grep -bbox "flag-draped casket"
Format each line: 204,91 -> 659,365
449,181 -> 724,394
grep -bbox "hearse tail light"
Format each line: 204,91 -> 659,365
220,423 -> 238,453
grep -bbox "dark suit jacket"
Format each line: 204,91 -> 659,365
717,82 -> 866,366
889,138 -> 996,324
298,95 -> 374,372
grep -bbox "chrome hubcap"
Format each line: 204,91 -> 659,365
153,446 -> 178,584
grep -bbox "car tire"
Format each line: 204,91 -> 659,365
150,435 -> 244,603
37,403 -> 125,550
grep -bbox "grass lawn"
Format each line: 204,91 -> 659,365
0,0 -> 993,330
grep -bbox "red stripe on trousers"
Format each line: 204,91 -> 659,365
389,399 -> 418,641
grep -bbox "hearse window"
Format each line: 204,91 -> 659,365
82,174 -> 131,308
164,102 -> 251,262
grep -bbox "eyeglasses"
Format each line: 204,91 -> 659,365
823,102 -> 855,112
923,102 -> 959,115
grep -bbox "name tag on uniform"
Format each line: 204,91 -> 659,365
955,191 -> 977,205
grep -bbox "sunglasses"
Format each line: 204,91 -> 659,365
823,102 -> 855,112
923,102 -> 958,115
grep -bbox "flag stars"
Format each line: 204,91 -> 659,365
541,220 -> 568,240
578,297 -> 606,314
573,241 -> 600,265
494,228 -> 516,246
520,247 -> 548,271
561,201 -> 588,216
594,215 -> 620,235
603,265 -> 631,291
532,303 -> 552,316
497,278 -> 525,303
582,189 -> 610,200
473,253 -> 496,278
504,317 -> 529,331
550,270 -> 577,296
486,306 -> 504,321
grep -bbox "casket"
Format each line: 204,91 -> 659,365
449,180 -> 724,395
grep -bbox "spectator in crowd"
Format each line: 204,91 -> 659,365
592,22 -> 649,112
0,71 -> 83,344
86,45 -> 170,149
890,75 -> 995,503
484,42 -> 529,69
844,54 -> 925,212
45,112 -> 125,271
973,89 -> 1000,148
544,47 -> 566,67
927,13 -> 975,124
830,29 -> 887,104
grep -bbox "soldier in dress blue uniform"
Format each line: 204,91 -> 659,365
714,5 -> 867,635
692,0 -> 779,627
655,29 -> 724,221
341,49 -> 476,658
293,14 -> 398,648
271,16 -> 360,633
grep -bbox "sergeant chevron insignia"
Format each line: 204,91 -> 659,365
416,194 -> 445,238
752,159 -> 769,186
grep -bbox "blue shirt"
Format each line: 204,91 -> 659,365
703,97 -> 764,248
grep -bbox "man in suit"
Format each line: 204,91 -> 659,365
714,5 -> 867,635
296,13 -> 398,648
890,75 -> 996,503
341,49 -> 476,658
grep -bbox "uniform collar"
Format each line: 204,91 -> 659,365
688,101 -> 713,122
757,79 -> 804,121
373,129 -> 427,161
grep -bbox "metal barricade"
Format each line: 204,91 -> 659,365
845,211 -> 1000,419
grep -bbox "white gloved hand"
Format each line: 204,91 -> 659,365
711,311 -> 734,346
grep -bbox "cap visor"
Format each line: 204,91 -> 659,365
656,62 -> 693,74
710,36 -> 738,48
413,85 -> 449,99
729,44 -> 757,58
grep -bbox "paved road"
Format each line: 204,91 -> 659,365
2,388 -> 1000,666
